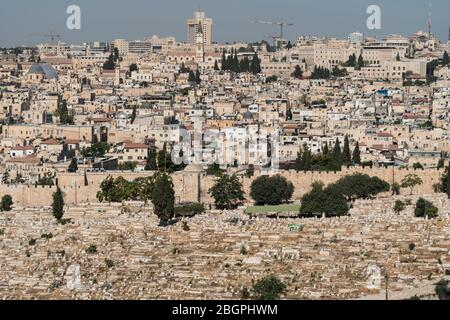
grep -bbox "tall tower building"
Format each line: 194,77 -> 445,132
187,11 -> 212,46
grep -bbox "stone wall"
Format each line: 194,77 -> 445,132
0,167 -> 445,206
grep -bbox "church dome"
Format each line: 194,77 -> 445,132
28,63 -> 58,80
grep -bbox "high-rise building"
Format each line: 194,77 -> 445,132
187,11 -> 212,46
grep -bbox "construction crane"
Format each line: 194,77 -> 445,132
252,20 -> 294,43
29,31 -> 61,44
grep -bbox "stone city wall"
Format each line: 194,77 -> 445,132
0,167 -> 445,206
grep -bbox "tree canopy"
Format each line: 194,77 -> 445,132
250,175 -> 294,205
151,173 -> 175,224
208,174 -> 245,210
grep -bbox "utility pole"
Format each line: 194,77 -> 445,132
385,273 -> 389,300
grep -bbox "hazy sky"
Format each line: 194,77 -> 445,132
0,0 -> 449,47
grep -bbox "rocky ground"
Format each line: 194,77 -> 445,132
0,194 -> 449,300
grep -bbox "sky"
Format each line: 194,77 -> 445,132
0,0 -> 449,47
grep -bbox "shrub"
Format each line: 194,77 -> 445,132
414,198 -> 438,218
240,245 -> 248,255
41,233 -> 53,239
435,279 -> 450,300
86,245 -> 98,254
394,200 -> 405,213
391,182 -> 401,195
181,221 -> 190,231
28,238 -> 37,246
174,203 -> 205,217
241,287 -> 251,300
252,276 -> 287,300
0,195 -> 13,212
105,259 -> 114,268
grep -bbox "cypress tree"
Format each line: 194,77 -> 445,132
233,52 -> 240,73
323,142 -> 329,156
342,135 -> 351,165
188,70 -> 196,82
332,138 -> 342,170
195,69 -> 201,84
221,50 -> 227,71
446,167 -> 450,199
214,60 -> 219,71
443,51 -> 449,66
151,174 -> 175,224
295,148 -> 303,172
68,157 -> 78,173
145,150 -> 158,171
250,52 -> 261,74
352,142 -> 361,165
357,54 -> 364,70
52,187 -> 64,221
303,148 -> 312,171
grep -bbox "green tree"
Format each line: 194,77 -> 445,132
250,175 -> 294,205
342,135 -> 351,165
68,157 -> 78,173
293,65 -> 303,79
188,70 -> 196,83
2,169 -> 10,184
435,279 -> 450,300
332,138 -> 342,170
300,181 -> 349,217
345,53 -> 357,67
151,174 -> 175,224
250,52 -> 261,74
129,63 -> 138,73
414,198 -> 438,219
130,106 -> 137,124
145,150 -> 158,171
0,195 -> 13,212
401,174 -> 423,195
195,69 -> 201,84
221,50 -> 227,71
103,53 -> 115,70
206,163 -> 224,176
391,182 -> 401,195
214,60 -> 219,71
396,53 -> 401,61
81,142 -> 110,158
35,172 -> 56,186
442,51 -> 450,66
412,162 -> 424,170
52,187 -> 64,221
352,142 -> 361,165
208,174 -> 245,210
393,200 -> 405,214
447,167 -> 450,199
252,276 -> 286,300
356,54 -> 364,70
157,143 -> 173,172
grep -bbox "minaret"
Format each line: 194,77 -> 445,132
427,0 -> 432,37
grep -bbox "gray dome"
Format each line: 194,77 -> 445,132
28,63 -> 58,80
243,111 -> 254,120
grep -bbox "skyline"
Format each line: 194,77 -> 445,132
0,0 -> 449,47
